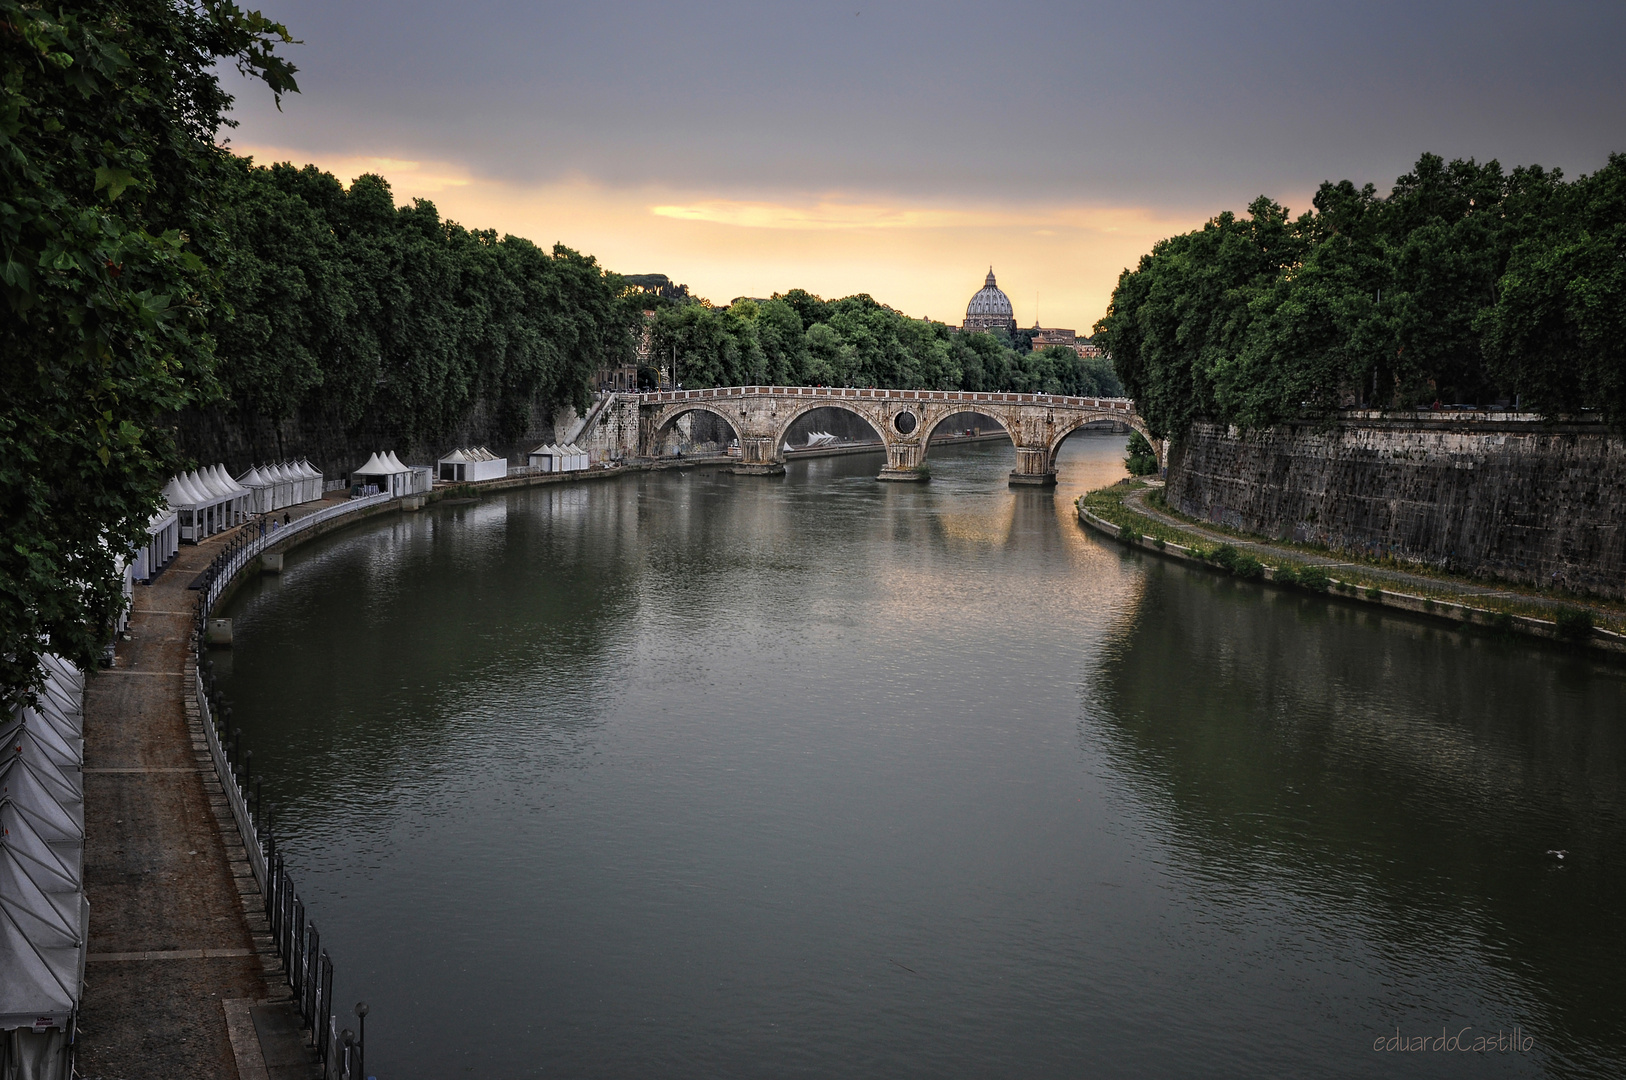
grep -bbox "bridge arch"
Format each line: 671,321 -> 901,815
647,402 -> 745,455
1044,410 -> 1159,473
915,408 -> 1013,465
772,401 -> 887,454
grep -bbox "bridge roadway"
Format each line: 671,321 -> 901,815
584,385 -> 1153,485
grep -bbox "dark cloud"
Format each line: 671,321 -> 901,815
224,0 -> 1626,209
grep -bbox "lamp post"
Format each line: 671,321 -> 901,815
354,1001 -> 369,1078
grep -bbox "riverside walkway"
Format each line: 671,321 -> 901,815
80,519 -> 322,1078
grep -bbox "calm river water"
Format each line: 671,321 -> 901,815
218,435 -> 1626,1079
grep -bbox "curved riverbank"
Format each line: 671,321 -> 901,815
1078,478 -> 1626,655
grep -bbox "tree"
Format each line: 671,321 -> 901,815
1479,155 -> 1626,424
212,162 -> 632,450
0,0 -> 296,703
1124,431 -> 1159,475
1095,153 -> 1613,438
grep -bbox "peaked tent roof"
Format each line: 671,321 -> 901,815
170,474 -> 204,506
192,469 -> 225,499
353,453 -> 392,476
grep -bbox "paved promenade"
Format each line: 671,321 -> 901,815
79,527 -> 316,1079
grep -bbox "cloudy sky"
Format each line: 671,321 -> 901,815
221,0 -> 1626,331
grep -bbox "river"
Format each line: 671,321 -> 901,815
217,435 -> 1626,1079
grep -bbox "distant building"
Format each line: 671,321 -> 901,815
1031,326 -> 1077,350
1030,324 -> 1104,359
962,268 -> 1018,334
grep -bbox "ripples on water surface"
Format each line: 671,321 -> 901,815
219,436 -> 1626,1079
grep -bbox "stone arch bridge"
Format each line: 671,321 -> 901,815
581,386 -> 1153,485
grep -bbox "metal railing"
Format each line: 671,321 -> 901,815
190,495 -> 387,1078
195,493 -> 392,611
194,648 -> 365,1078
631,385 -> 1138,412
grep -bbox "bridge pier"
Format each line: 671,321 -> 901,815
1008,446 -> 1056,487
877,441 -> 926,482
729,436 -> 786,477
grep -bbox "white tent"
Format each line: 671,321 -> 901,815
271,462 -> 300,505
381,453 -> 432,494
239,460 -> 323,510
130,505 -> 179,584
236,465 -> 272,513
205,465 -> 249,525
165,466 -> 236,542
351,451 -> 417,497
269,463 -> 296,508
209,466 -> 246,526
527,443 -> 561,472
0,657 -> 86,1080
295,459 -> 323,503
437,447 -> 507,483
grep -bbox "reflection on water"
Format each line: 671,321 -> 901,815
220,435 -> 1626,1079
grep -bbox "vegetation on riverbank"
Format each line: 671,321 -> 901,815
1078,480 -> 1626,641
643,290 -> 1122,397
216,159 -> 633,446
0,0 -> 297,700
1094,153 -> 1626,437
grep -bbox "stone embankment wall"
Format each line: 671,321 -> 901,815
1166,414 -> 1626,598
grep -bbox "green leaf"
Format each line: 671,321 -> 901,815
94,166 -> 139,202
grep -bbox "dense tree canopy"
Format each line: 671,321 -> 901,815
1095,153 -> 1626,437
215,160 -> 631,448
646,290 -> 1122,398
0,0 -> 295,702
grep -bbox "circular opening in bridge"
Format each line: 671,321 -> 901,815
893,410 -> 918,435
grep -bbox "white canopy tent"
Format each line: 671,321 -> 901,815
527,443 -> 588,473
163,465 -> 245,542
278,461 -> 304,505
437,447 -> 507,483
350,452 -> 405,497
237,460 -> 325,511
127,506 -> 178,586
236,464 -> 278,512
0,657 -> 87,1080
294,459 -> 322,503
527,444 -> 561,472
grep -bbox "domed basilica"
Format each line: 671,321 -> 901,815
962,267 -> 1017,334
